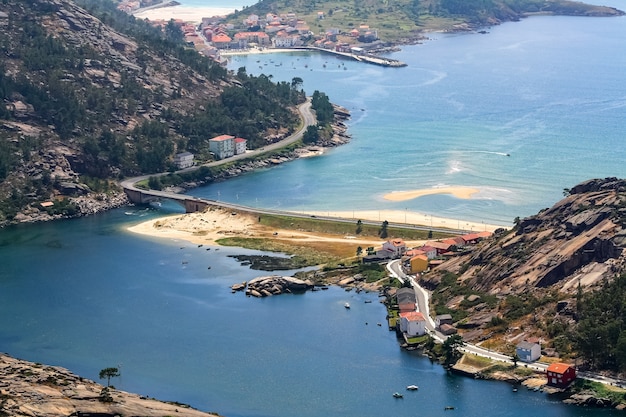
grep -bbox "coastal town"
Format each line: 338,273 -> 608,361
118,0 -> 407,66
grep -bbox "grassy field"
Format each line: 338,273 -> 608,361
257,213 -> 451,241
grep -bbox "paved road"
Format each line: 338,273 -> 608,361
385,260 -> 626,387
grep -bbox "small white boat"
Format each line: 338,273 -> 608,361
406,385 -> 419,391
344,302 -> 350,309
392,392 -> 403,398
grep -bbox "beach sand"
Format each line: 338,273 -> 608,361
127,206 -> 412,248
127,204 -> 506,252
133,5 -> 235,23
383,186 -> 480,202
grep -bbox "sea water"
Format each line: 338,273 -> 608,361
1,8 -> 626,417
189,9 -> 626,227
0,209 -> 621,417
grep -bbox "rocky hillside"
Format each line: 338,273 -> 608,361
422,178 -> 626,352
0,0 -> 305,225
0,353 -> 219,417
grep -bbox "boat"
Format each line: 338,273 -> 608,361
406,385 -> 419,391
344,302 -> 350,309
444,406 -> 455,410
364,300 -> 372,303
392,392 -> 403,398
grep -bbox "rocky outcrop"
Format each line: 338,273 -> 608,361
422,178 -> 626,344
428,178 -> 626,294
245,275 -> 314,297
0,353 -> 219,417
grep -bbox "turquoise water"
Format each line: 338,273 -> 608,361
0,209 -> 621,416
188,11 -> 626,227
1,9 -> 626,417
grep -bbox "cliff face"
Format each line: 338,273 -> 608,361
422,178 -> 626,343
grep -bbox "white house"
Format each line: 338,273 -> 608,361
381,239 -> 406,258
173,152 -> 194,169
209,134 -> 235,159
399,311 -> 426,337
234,137 -> 247,155
516,341 -> 541,362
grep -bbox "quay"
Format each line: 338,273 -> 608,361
291,46 -> 407,67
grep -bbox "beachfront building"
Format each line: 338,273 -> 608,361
399,311 -> 426,337
546,363 -> 576,387
173,152 -> 194,169
209,135 -> 235,159
516,341 -> 541,363
233,32 -> 271,48
273,31 -> 301,48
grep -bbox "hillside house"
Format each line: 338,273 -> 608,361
399,311 -> 426,337
436,314 -> 453,327
516,341 -> 541,363
426,241 -> 455,255
209,135 -> 235,159
439,323 -> 457,335
546,363 -> 576,387
173,152 -> 194,169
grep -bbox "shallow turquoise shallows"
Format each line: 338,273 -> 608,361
2,5 -> 626,417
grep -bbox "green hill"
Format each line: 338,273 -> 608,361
231,0 -> 623,42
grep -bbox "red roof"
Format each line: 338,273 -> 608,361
234,137 -> 247,143
212,34 -> 232,43
547,362 -> 574,374
211,134 -> 234,141
400,311 -> 426,321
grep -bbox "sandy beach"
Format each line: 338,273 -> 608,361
127,206 -> 414,248
127,203 -> 506,253
133,5 -> 235,23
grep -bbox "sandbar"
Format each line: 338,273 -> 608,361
383,186 -> 480,202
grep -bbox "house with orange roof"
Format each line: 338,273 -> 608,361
209,134 -> 235,159
426,241 -> 455,255
234,138 -> 247,155
382,239 -> 406,258
211,33 -> 232,49
546,362 -> 576,387
399,311 -> 426,337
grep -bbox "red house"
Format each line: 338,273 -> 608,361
546,362 -> 576,387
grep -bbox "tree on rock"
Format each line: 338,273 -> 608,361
99,367 -> 120,387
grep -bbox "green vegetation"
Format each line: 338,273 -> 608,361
574,273 -> 626,371
98,367 -> 120,387
257,213 -> 449,241
0,0 -> 309,220
230,0 -> 622,43
430,271 -> 497,322
571,379 -> 626,405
